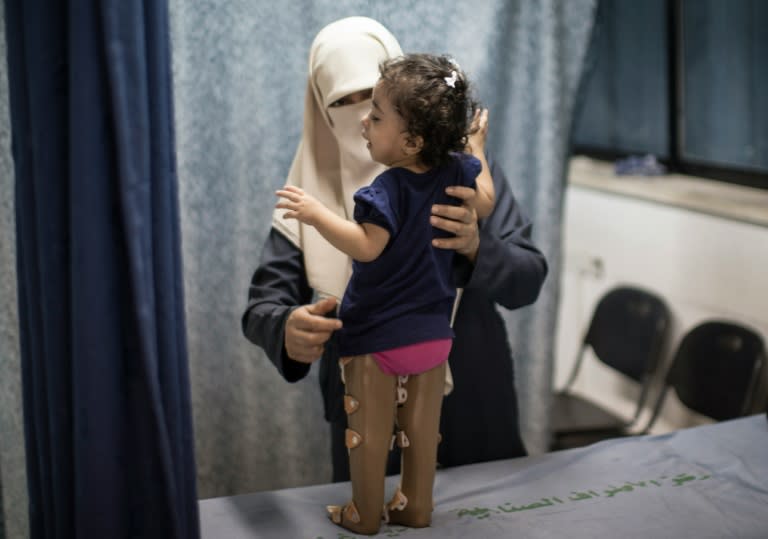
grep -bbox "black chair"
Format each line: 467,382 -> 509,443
642,320 -> 766,432
550,286 -> 670,450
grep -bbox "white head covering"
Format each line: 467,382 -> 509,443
272,17 -> 403,300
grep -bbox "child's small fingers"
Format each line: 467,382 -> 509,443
275,201 -> 296,210
276,190 -> 300,202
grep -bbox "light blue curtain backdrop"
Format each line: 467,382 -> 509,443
0,4 -> 24,539
168,0 -> 596,499
0,1 -> 596,536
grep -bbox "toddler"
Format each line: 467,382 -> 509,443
276,53 -> 494,535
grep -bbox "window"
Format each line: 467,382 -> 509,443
572,0 -> 768,189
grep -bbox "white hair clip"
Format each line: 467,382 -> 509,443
444,70 -> 458,88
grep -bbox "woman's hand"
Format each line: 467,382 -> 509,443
431,185 -> 481,263
284,297 -> 342,363
466,107 -> 489,157
465,107 -> 495,219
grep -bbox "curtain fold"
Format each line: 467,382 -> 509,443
4,1 -> 199,537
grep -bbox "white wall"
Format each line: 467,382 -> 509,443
555,184 -> 768,433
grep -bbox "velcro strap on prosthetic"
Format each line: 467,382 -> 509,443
395,430 -> 410,448
327,504 -> 342,524
344,395 -> 359,415
381,488 -> 408,523
344,429 -> 363,449
345,428 -> 362,449
338,357 -> 354,384
326,502 -> 360,524
396,376 -> 409,404
389,488 -> 408,511
344,502 -> 360,523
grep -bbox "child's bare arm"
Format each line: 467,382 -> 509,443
467,108 -> 495,219
276,186 -> 390,262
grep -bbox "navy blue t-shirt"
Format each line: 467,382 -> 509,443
337,153 -> 480,356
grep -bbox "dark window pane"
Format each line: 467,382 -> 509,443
573,0 -> 670,158
680,0 -> 768,173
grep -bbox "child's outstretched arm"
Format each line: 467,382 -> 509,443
275,185 -> 390,262
467,108 -> 495,219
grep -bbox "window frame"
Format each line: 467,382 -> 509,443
572,0 -> 768,191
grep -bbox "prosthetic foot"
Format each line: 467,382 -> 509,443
326,354 -> 396,535
385,362 -> 446,528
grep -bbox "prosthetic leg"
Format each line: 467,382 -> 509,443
327,354 -> 396,535
386,361 -> 446,527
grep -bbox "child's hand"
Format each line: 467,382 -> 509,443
466,107 -> 489,156
275,185 -> 323,225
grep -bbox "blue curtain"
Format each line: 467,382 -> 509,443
4,1 -> 199,537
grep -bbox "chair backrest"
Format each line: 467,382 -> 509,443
583,286 -> 670,382
560,286 -> 670,427
662,321 -> 765,421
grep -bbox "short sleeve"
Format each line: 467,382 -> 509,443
353,185 -> 399,235
458,154 -> 481,188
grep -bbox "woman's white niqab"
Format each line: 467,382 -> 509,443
327,101 -> 382,220
272,17 -> 402,300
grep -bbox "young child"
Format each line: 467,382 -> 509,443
276,53 -> 494,535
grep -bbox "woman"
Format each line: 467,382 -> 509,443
242,16 -> 547,484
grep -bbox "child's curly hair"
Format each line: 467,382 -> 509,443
379,53 -> 478,168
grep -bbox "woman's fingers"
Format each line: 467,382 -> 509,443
430,185 -> 480,258
284,299 -> 342,363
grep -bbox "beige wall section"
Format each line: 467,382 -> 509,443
555,158 -> 768,435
